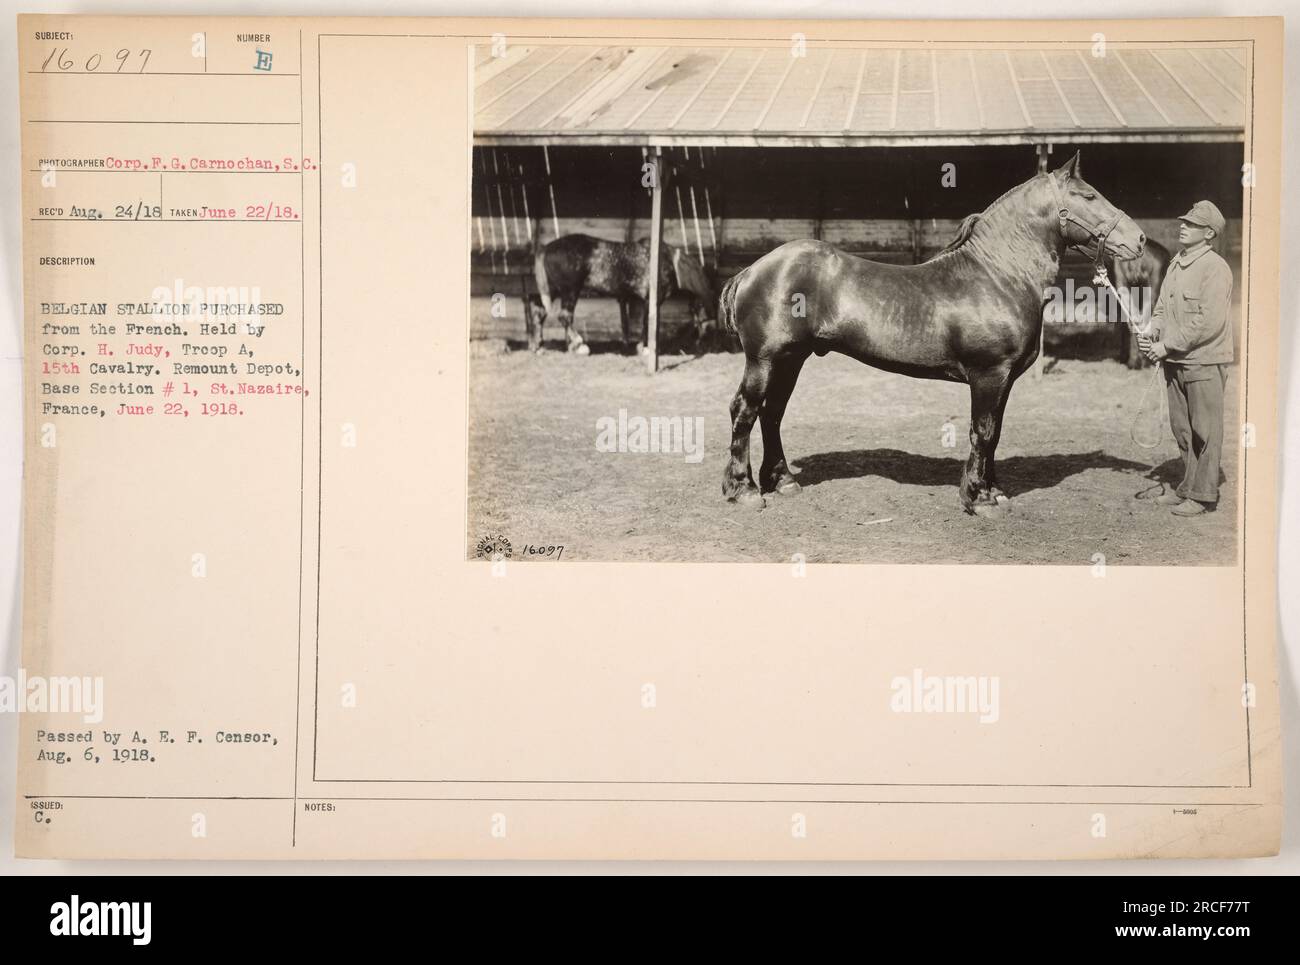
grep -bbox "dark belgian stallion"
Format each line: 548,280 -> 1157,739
531,234 -> 714,354
718,153 -> 1146,517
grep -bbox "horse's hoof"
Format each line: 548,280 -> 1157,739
733,490 -> 765,510
775,479 -> 802,496
570,343 -> 590,356
972,500 -> 1009,519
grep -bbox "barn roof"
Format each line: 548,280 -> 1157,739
474,45 -> 1247,147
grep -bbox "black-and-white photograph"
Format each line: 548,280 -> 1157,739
468,43 -> 1248,564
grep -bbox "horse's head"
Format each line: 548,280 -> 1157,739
1047,152 -> 1146,261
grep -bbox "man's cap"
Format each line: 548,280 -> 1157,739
1178,200 -> 1226,235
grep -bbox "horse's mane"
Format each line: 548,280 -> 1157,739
939,213 -> 982,254
933,176 -> 1045,259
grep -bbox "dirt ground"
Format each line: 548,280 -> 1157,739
467,345 -> 1238,565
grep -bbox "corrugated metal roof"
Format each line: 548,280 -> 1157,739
474,45 -> 1246,146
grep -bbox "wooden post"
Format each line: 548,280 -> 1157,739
687,184 -> 706,262
625,169 -> 638,243
646,146 -> 664,374
542,145 -> 560,242
710,148 -> 725,271
679,145 -> 705,260
472,148 -> 486,257
490,148 -> 511,247
813,179 -> 824,242
516,158 -> 533,245
702,149 -> 719,268
481,154 -> 499,274
675,181 -> 688,250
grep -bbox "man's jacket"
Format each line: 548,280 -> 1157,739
1150,245 -> 1234,365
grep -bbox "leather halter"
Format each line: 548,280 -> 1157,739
1045,172 -> 1122,267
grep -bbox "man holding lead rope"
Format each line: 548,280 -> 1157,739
1135,200 -> 1234,517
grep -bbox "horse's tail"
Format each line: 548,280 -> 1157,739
717,268 -> 746,335
533,249 -> 552,316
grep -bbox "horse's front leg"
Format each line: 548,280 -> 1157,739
961,368 -> 1015,517
689,298 -> 712,344
618,299 -> 632,347
627,297 -> 649,355
525,295 -> 543,352
559,295 -> 589,355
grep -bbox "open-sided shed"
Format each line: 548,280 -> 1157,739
473,44 -> 1246,370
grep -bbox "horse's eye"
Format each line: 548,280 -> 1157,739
1080,192 -> 1096,200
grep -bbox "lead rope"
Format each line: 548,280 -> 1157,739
1092,264 -> 1168,456
1049,172 -> 1168,463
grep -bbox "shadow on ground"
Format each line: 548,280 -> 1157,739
792,448 -> 1156,497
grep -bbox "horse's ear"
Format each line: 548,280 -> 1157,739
1055,151 -> 1081,181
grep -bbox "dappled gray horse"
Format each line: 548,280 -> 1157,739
531,234 -> 714,353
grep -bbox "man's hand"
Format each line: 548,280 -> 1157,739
1136,332 -> 1166,362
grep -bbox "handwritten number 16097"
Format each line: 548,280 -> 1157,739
42,47 -> 152,73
